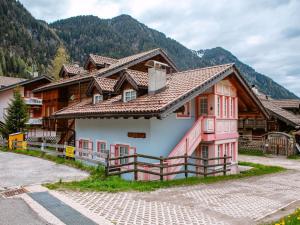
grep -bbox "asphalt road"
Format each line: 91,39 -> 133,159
0,151 -> 88,189
0,198 -> 48,225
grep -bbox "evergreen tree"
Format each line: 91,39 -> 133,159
48,46 -> 70,80
0,88 -> 28,138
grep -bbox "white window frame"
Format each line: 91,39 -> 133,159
93,94 -> 103,104
117,144 -> 130,164
123,89 -> 137,102
224,97 -> 228,118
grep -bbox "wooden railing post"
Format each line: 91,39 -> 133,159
105,152 -> 109,177
204,158 -> 207,177
160,156 -> 164,181
134,153 -> 138,181
223,154 -> 227,176
184,153 -> 188,179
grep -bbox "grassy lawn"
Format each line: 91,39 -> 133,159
45,161 -> 286,192
0,147 -> 95,173
266,208 -> 300,225
287,155 -> 300,160
239,148 -> 265,156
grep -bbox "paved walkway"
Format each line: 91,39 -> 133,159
0,152 -> 88,189
56,156 -> 300,225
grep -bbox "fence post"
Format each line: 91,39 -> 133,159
184,153 -> 188,179
223,154 -> 227,176
204,158 -> 207,178
134,153 -> 138,181
105,153 -> 109,177
160,156 -> 164,181
41,140 -> 45,152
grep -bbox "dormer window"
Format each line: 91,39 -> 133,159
93,94 -> 103,104
123,89 -> 137,102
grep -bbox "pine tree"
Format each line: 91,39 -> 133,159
0,88 -> 28,138
48,45 -> 70,80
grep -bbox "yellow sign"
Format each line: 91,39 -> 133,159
22,141 -> 27,150
65,146 -> 75,158
8,132 -> 24,150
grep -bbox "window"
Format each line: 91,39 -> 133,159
93,94 -> 103,104
224,97 -> 228,118
177,102 -> 191,118
201,145 -> 209,166
224,143 -> 229,156
230,98 -> 234,117
231,143 -> 235,161
97,141 -> 106,153
82,140 -> 89,149
200,97 -> 208,115
217,96 -> 221,117
118,145 -> 129,164
123,89 -> 137,102
217,145 -> 221,164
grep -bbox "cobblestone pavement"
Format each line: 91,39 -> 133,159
57,156 -> 300,225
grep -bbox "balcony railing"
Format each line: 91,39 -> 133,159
26,118 -> 43,125
24,97 -> 43,105
202,116 -> 215,133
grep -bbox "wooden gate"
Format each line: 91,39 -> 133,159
263,132 -> 295,156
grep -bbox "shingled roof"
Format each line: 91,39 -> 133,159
260,98 -> 300,127
271,99 -> 300,109
54,63 -> 251,119
61,64 -> 86,76
0,76 -> 27,88
34,48 -> 177,93
88,54 -> 118,66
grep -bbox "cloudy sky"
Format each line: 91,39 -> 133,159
20,0 -> 300,96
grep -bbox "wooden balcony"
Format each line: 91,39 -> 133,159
238,119 -> 267,129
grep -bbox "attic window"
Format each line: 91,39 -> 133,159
93,94 -> 103,104
123,89 -> 137,102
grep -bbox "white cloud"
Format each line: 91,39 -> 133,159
19,0 -> 300,97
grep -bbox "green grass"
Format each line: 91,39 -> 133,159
45,161 -> 286,192
0,147 -> 95,173
266,208 -> 300,225
287,155 -> 300,160
239,148 -> 265,156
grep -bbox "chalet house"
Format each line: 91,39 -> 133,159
0,76 -> 52,137
258,95 -> 300,132
33,49 -> 178,145
39,49 -> 267,180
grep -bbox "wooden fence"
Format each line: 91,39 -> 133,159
106,153 -> 232,181
0,140 -> 108,165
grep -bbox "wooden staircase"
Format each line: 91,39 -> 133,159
58,119 -> 76,146
166,117 -> 203,179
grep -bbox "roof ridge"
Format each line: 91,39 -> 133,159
175,63 -> 234,75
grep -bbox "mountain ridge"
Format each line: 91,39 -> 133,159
0,1 -> 298,99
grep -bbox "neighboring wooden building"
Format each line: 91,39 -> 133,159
33,49 -> 178,144
0,76 -> 52,137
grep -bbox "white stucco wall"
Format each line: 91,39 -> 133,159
75,99 -> 196,157
0,87 -> 24,122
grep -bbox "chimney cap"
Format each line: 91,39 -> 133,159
145,60 -> 169,70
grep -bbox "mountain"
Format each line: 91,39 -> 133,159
50,15 -> 206,70
50,15 -> 298,99
0,0 -> 60,77
196,48 -> 299,99
0,0 -> 297,99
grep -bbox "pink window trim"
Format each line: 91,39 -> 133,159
97,141 -> 106,152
